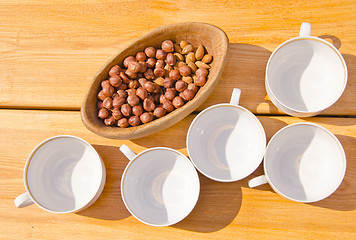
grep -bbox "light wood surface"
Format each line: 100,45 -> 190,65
1,1 -> 356,239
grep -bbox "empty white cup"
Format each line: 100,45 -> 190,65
266,23 -> 347,117
187,88 -> 266,182
248,123 -> 346,202
120,145 -> 200,226
14,135 -> 106,213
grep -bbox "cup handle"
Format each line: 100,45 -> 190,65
248,175 -> 268,188
230,88 -> 241,106
299,22 -> 311,37
14,192 -> 34,208
120,144 -> 137,161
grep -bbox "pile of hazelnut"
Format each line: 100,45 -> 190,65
97,39 -> 213,128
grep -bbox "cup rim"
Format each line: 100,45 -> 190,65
265,36 -> 348,114
263,122 -> 346,202
187,103 -> 266,182
23,135 -> 105,214
120,147 -> 200,227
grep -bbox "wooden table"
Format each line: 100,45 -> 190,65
1,1 -> 355,239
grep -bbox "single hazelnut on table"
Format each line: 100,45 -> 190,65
169,69 -> 181,81
111,108 -> 123,120
145,46 -> 156,58
154,107 -> 166,118
163,77 -> 174,88
118,118 -> 129,128
98,108 -> 109,119
175,80 -> 188,92
144,68 -> 155,80
154,67 -> 166,78
140,112 -> 154,124
136,52 -> 147,62
162,40 -> 174,53
178,65 -> 191,77
104,116 -> 116,126
143,98 -> 156,112
172,96 -> 184,108
123,56 -> 136,68
162,100 -> 175,112
103,97 -> 113,109
121,104 -> 132,117
146,58 -> 156,68
128,116 -> 141,126
109,75 -> 122,87
156,49 -> 167,60
109,65 -> 121,76
132,105 -> 144,116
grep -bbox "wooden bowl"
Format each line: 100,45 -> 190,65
81,22 -> 229,139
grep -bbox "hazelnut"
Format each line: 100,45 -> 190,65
132,105 -> 144,116
109,65 -> 121,76
144,81 -> 158,93
139,62 -> 148,73
112,108 -> 123,120
140,112 -> 154,124
163,77 -> 174,88
120,71 -> 130,84
113,97 -> 126,109
188,83 -> 199,93
143,98 -> 155,112
136,52 -> 146,62
128,116 -> 141,126
154,77 -> 164,86
164,88 -> 177,101
144,68 -> 155,80
169,69 -> 181,81
154,67 -> 165,78
104,116 -> 116,126
162,100 -> 175,112
97,101 -> 103,109
128,61 -> 141,73
101,80 -> 111,88
125,69 -> 137,79
118,83 -> 128,90
128,80 -> 139,89
102,85 -> 115,97
98,108 -> 109,119
127,94 -> 140,106
121,104 -> 132,117
180,89 -> 195,101
195,75 -> 206,87
118,118 -> 129,128
196,68 -> 208,77
178,65 -> 191,77
166,53 -> 176,66
162,40 -> 174,52
138,78 -> 147,87
155,59 -> 165,69
172,96 -> 184,108
126,88 -> 136,96
109,75 -> 122,87
154,107 -> 166,118
136,87 -> 148,100
97,90 -> 106,101
175,80 -> 187,92
146,58 -> 156,68
156,49 -> 167,60
145,46 -> 156,58
123,56 -> 136,68
117,90 -> 128,99
159,94 -> 168,104
103,97 -> 113,109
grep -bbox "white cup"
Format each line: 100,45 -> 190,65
14,135 -> 106,213
187,88 -> 266,182
119,145 -> 200,226
248,123 -> 346,202
265,23 -> 347,117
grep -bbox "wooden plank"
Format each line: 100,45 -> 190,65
0,0 -> 355,115
0,109 -> 355,239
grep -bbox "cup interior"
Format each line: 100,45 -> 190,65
121,148 -> 199,226
265,123 -> 346,202
187,104 -> 266,182
26,136 -> 104,213
266,38 -> 346,113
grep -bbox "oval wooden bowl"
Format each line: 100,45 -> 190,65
81,22 -> 229,139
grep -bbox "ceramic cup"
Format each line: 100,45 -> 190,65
119,145 -> 200,226
14,135 -> 106,213
187,88 -> 266,182
248,123 -> 346,202
265,22 -> 347,117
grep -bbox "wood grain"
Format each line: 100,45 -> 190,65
0,0 -> 355,115
1,109 -> 355,239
